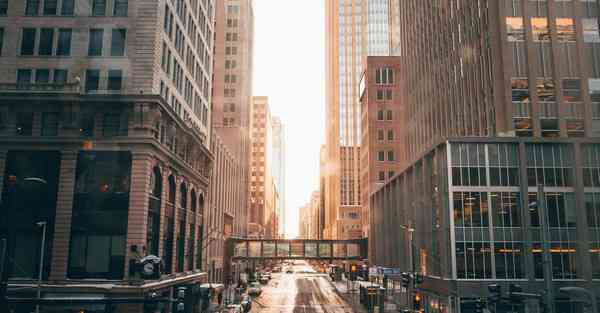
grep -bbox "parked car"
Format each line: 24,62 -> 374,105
225,304 -> 243,313
247,282 -> 262,296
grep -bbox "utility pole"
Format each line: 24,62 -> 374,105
538,185 -> 555,313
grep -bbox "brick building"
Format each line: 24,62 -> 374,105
0,0 -> 215,311
359,56 -> 405,241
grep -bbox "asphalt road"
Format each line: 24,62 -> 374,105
250,261 -> 354,313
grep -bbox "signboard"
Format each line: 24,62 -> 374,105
319,244 -> 331,257
305,243 -> 318,257
234,243 -> 247,258
263,242 -> 276,257
277,242 -> 290,257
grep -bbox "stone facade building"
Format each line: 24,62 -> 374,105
0,0 -> 216,311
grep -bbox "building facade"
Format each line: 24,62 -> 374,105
298,203 -> 310,239
212,0 -> 254,240
0,0 -> 216,311
324,0 -> 390,240
371,0 -> 600,312
207,133 -> 246,284
271,117 -> 286,238
249,96 -> 278,239
359,56 -> 405,239
309,191 -> 322,240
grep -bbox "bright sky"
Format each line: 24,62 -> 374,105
252,1 -> 325,239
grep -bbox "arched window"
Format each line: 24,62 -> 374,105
177,182 -> 188,272
147,166 -> 162,256
199,193 -> 205,215
191,189 -> 197,213
163,175 -> 176,273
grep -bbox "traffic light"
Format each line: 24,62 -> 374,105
488,284 -> 502,304
413,292 -> 422,311
509,283 -> 524,303
474,298 -> 484,313
350,264 -> 357,281
401,272 -> 410,288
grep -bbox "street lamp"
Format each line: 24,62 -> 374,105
35,221 -> 47,313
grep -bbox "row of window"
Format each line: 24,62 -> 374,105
19,27 -> 125,57
15,0 -> 128,17
507,17 -> 600,43
377,150 -> 396,162
16,68 -> 67,84
376,129 -> 395,141
376,109 -> 394,121
377,170 -> 395,182
13,111 -> 125,137
375,67 -> 394,85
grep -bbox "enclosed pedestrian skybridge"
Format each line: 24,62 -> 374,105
225,238 -> 368,261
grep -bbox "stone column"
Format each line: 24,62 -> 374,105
124,152 -> 152,279
49,150 -> 78,281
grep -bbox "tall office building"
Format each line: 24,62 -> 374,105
324,0 -> 390,240
371,1 -> 600,312
212,0 -> 254,230
0,0 -> 215,311
271,117 -> 286,238
249,96 -> 279,239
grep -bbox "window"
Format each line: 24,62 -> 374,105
36,69 -> 50,83
526,144 -> 574,187
103,113 -> 121,137
375,68 -> 394,84
388,171 -> 395,179
583,18 -> 600,43
0,0 -> 7,15
17,69 -> 32,85
68,151 -> 131,279
229,103 -> 235,112
80,113 -> 94,137
377,129 -> 384,141
506,17 -> 525,41
113,0 -> 128,16
54,69 -> 67,84
107,70 -> 123,91
0,28 -> 4,56
92,0 -> 106,16
385,89 -> 392,100
377,151 -> 385,162
377,110 -> 384,121
110,29 -> 126,56
376,90 -> 384,100
61,0 -> 74,15
386,110 -> 393,120
88,29 -> 103,56
531,18 -> 549,42
38,28 -> 54,56
556,18 -> 576,42
562,79 -> 581,102
378,171 -> 385,181
56,29 -> 72,56
41,112 -> 59,136
85,69 -> 100,92
16,112 -> 33,136
451,143 -> 487,187
21,28 -> 36,56
387,150 -> 395,161
387,130 -> 394,140
25,0 -> 39,15
43,0 -> 57,15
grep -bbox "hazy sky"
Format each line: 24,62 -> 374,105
252,1 -> 325,238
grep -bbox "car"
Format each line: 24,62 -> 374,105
286,268 -> 294,274
264,271 -> 272,279
247,282 -> 262,296
272,266 -> 281,273
225,304 -> 243,313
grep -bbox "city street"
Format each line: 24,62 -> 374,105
250,261 -> 354,313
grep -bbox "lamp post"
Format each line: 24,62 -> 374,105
35,221 -> 47,313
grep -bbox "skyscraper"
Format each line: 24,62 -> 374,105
271,117 -> 286,238
0,0 -> 216,310
324,0 -> 390,239
213,0 -> 254,237
371,1 -> 600,312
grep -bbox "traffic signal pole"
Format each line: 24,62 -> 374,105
538,186 -> 555,313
